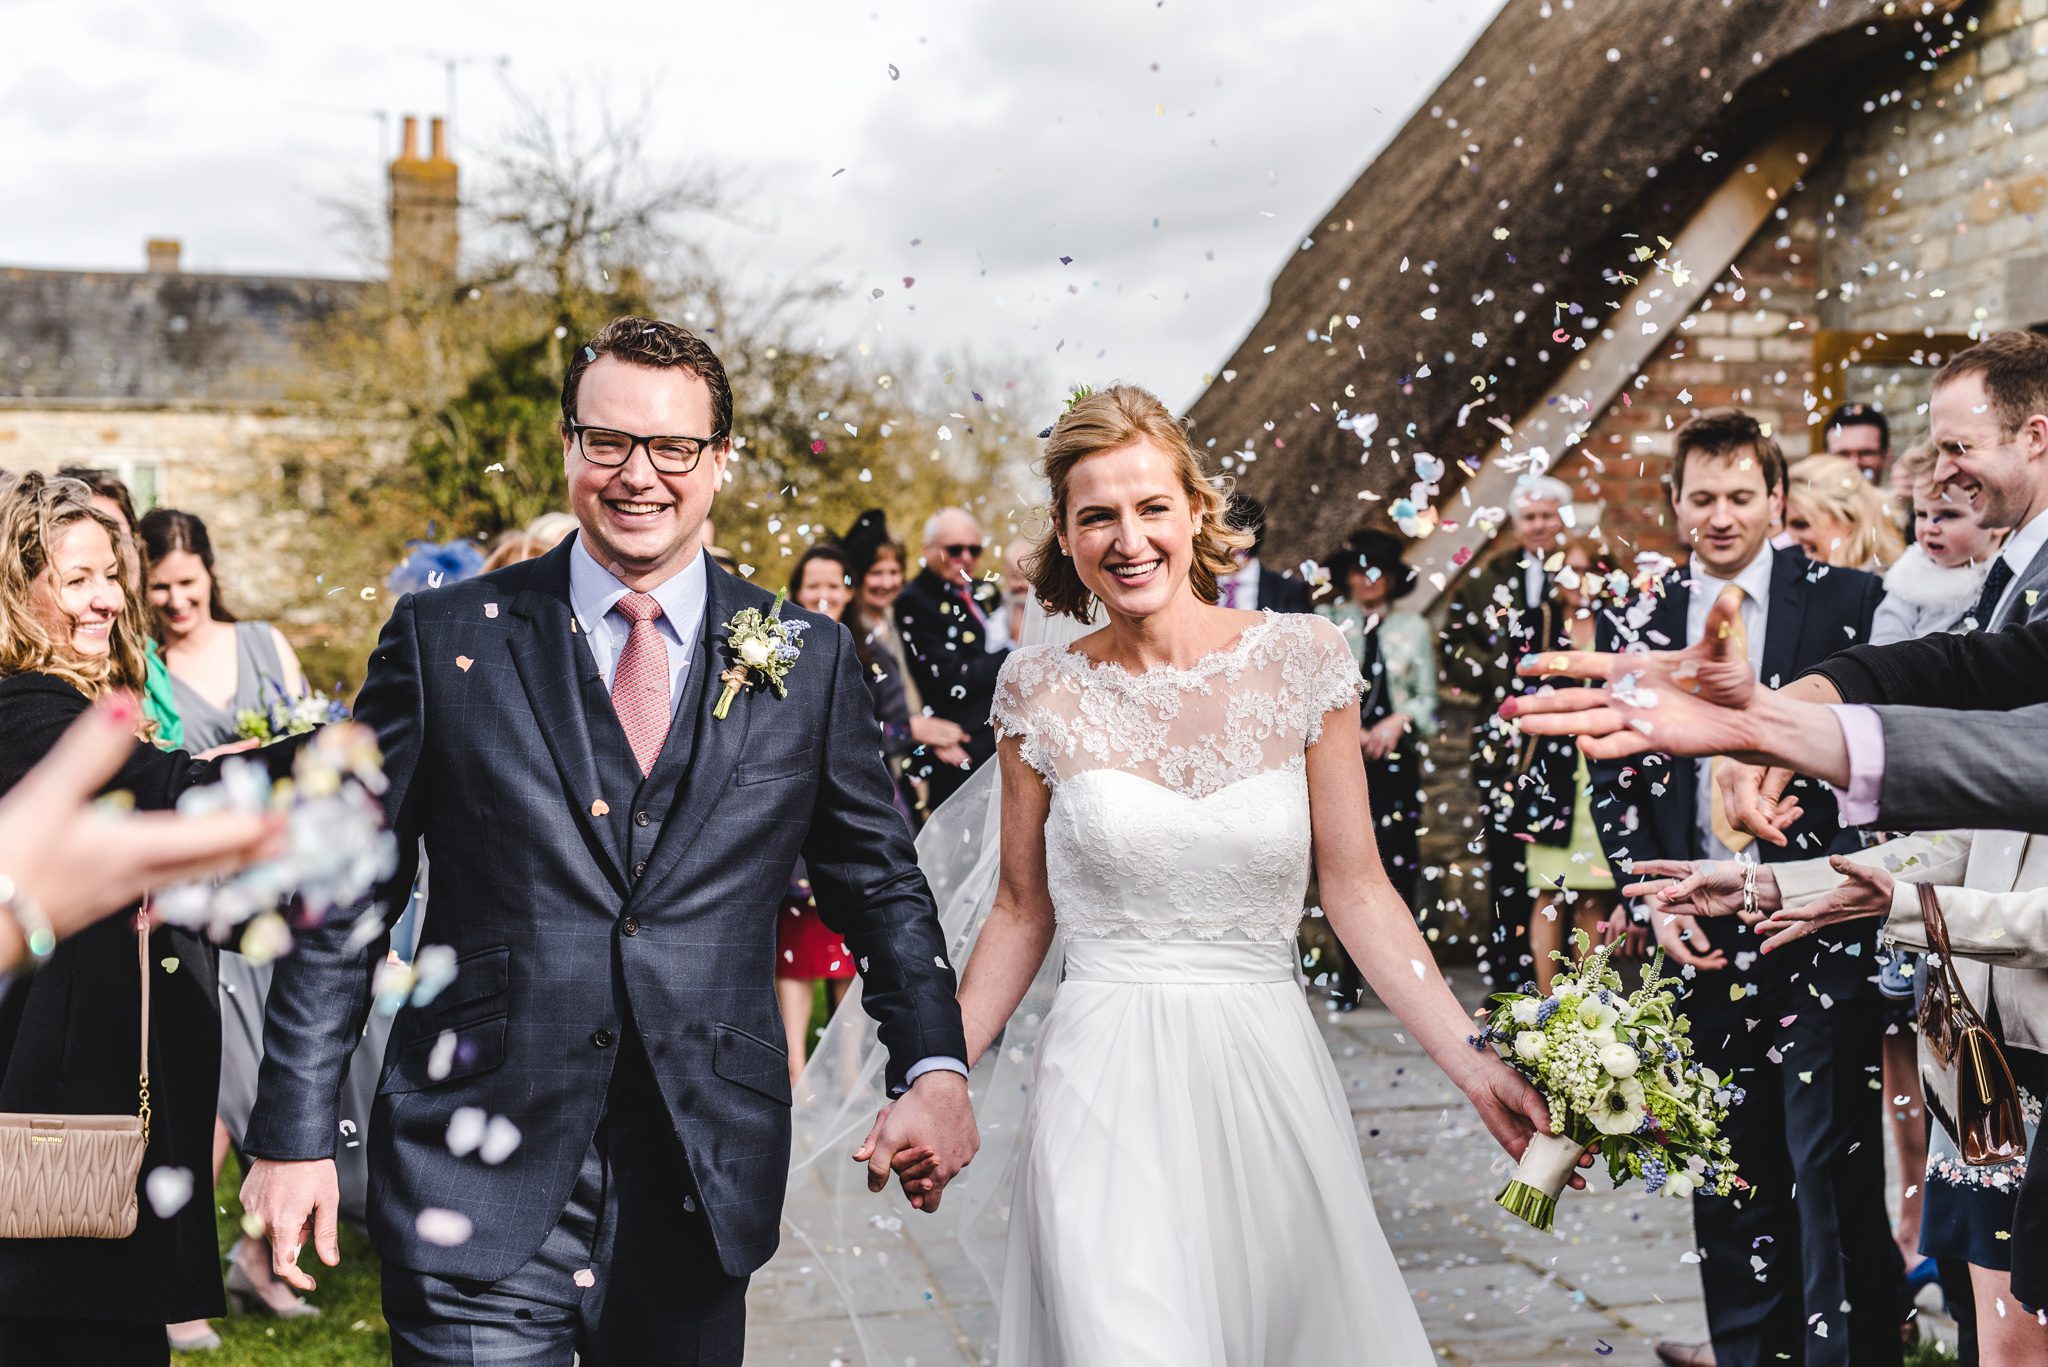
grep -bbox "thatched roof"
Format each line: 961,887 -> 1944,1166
1184,0 -> 1962,567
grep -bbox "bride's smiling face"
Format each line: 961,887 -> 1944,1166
1059,438 -> 1200,619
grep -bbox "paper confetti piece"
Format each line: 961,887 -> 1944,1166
416,1208 -> 474,1246
145,1166 -> 194,1219
456,656 -> 473,671
591,799 -> 610,817
573,1268 -> 596,1288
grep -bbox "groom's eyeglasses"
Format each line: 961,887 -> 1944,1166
569,421 -> 717,475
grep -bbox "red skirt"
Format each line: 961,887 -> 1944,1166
777,879 -> 855,981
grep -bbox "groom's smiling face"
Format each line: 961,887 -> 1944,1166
564,355 -> 731,591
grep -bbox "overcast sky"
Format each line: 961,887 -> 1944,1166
3,0 -> 1502,417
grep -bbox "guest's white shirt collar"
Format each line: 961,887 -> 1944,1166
567,532 -> 709,655
1998,503 -> 2048,580
1687,541 -> 1775,608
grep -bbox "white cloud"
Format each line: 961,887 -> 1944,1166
0,0 -> 1503,417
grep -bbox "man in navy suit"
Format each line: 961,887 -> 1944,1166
1582,411 -> 1896,1367
1219,493 -> 1314,614
240,318 -> 976,1365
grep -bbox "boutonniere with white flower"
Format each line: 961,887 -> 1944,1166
714,590 -> 808,720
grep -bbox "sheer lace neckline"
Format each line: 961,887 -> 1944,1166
1058,610 -> 1280,686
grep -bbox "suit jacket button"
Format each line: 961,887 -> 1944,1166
621,916 -> 640,937
635,811 -> 651,827
591,1029 -> 613,1049
633,860 -> 647,878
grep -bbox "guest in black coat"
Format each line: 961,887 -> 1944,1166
1218,493 -> 1313,613
1583,413 -> 1896,1367
893,507 -> 1009,808
0,473 -> 236,1365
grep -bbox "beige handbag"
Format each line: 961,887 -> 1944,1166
0,914 -> 150,1239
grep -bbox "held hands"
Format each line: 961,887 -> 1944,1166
1464,1056 -> 1597,1190
240,1157 -> 342,1292
852,1069 -> 980,1213
1504,587 -> 1761,762
1753,856 -> 1893,953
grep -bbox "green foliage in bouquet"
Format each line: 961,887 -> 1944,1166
1481,930 -> 1742,1201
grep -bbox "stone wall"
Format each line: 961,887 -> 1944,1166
0,403 -> 397,647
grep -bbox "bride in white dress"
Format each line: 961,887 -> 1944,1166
855,385 -> 1573,1365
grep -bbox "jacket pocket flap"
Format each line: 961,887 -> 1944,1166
712,1024 -> 793,1104
379,1012 -> 508,1095
422,945 -> 510,1018
734,757 -> 813,787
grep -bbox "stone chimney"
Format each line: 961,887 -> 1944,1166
389,114 -> 459,288
145,238 -> 181,274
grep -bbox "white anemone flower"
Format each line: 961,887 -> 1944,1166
1577,997 -> 1621,1032
1589,1076 -> 1648,1136
1665,1170 -> 1698,1199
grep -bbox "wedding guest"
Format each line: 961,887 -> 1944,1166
139,507 -> 318,1337
0,474 -> 235,1364
895,507 -> 1009,807
1318,529 -> 1437,1009
1580,410 -> 1894,1367
842,516 -> 969,817
1443,474 -> 1571,989
1824,401 -> 1893,483
1513,536 -> 1623,994
56,469 -> 183,750
1785,454 -> 1905,571
1218,493 -> 1312,612
774,545 -> 864,1083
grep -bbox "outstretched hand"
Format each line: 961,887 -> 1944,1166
1465,1058 -> 1596,1190
1504,587 -> 1762,762
1754,856 -> 1894,953
1621,858 -> 1776,923
852,1070 -> 979,1213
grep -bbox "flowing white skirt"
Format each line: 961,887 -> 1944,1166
998,938 -> 1436,1366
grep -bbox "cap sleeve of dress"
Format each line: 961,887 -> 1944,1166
1300,614 -> 1367,745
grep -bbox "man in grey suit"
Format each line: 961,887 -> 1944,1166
240,318 -> 977,1365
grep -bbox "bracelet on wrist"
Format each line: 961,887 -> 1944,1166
0,873 -> 55,964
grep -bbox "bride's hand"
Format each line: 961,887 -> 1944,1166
1465,1058 -> 1595,1190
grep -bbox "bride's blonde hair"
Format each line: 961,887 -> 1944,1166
1024,385 -> 1252,622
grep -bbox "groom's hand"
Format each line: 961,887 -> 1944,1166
241,1157 -> 342,1291
853,1071 -> 979,1213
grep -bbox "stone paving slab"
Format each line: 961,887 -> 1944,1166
748,970 -> 1712,1364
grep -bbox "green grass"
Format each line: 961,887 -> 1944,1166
1906,1335 -> 1961,1367
172,1152 -> 388,1366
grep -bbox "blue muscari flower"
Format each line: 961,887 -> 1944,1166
1635,1112 -> 1659,1136
1643,1155 -> 1668,1194
783,619 -> 810,636
1536,998 -> 1561,1025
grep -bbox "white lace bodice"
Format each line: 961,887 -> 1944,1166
990,611 -> 1363,942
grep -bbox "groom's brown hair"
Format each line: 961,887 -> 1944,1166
560,317 -> 734,446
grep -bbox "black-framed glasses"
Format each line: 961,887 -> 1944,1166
569,421 -> 718,475
943,543 -> 983,559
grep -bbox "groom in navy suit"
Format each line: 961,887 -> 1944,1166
240,318 -> 976,1364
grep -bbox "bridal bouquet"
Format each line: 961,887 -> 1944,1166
1478,931 -> 1741,1230
235,680 -> 351,743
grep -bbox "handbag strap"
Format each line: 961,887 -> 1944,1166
1917,882 -> 1951,961
135,908 -> 151,1143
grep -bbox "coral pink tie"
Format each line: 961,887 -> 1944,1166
610,592 -> 672,776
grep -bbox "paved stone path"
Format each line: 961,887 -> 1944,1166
746,969 -> 1715,1365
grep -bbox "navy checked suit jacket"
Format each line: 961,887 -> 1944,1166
245,538 -> 968,1281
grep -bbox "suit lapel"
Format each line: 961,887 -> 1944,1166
628,560 -> 757,905
1996,536 -> 2048,629
1760,549 -> 1808,690
507,540 -> 629,892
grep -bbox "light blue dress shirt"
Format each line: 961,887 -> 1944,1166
564,533 -> 965,1091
